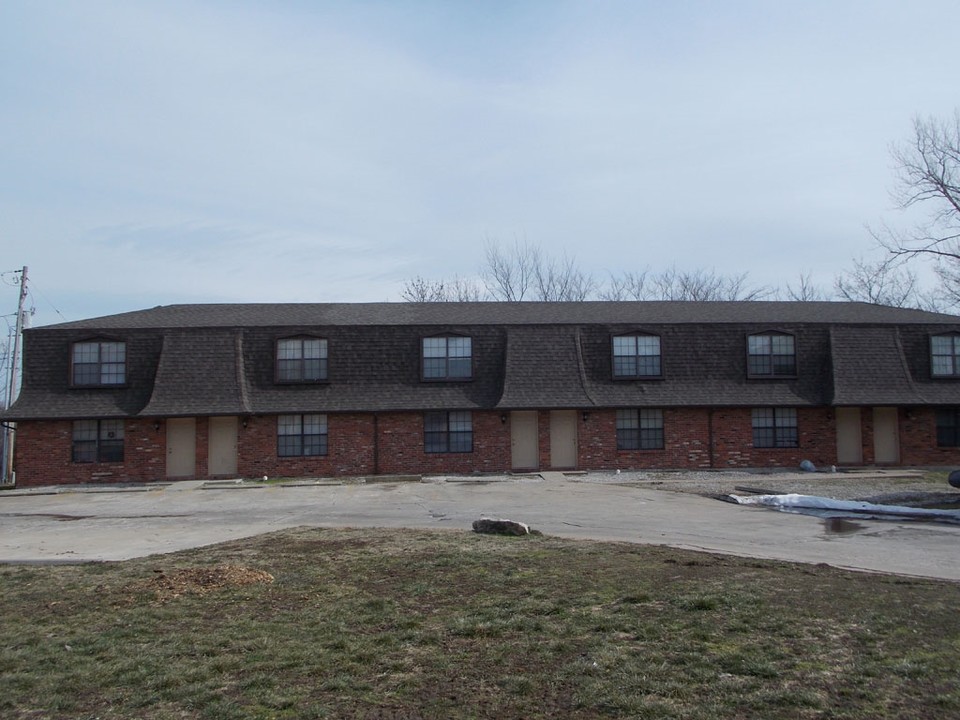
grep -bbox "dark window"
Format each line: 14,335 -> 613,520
752,408 -> 798,448
422,336 -> 472,380
616,409 -> 664,450
747,333 -> 796,377
424,411 -> 473,453
72,419 -> 124,463
277,414 -> 328,456
72,341 -> 126,386
936,409 -> 960,447
612,335 -> 661,378
931,335 -> 960,377
277,338 -> 328,382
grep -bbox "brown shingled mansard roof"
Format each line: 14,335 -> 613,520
5,301 -> 960,421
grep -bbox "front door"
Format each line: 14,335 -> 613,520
873,407 -> 900,464
835,407 -> 863,465
166,418 -> 197,478
208,416 -> 238,476
510,411 -> 539,470
549,410 -> 577,469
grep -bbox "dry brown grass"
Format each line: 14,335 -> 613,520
2,527 -> 959,719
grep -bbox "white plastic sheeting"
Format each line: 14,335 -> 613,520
729,493 -> 960,524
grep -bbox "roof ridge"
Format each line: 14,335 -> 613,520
34,300 -> 960,331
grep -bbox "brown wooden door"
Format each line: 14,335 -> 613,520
510,411 -> 539,470
835,407 -> 862,465
873,407 -> 900,464
166,418 -> 196,478
208,416 -> 238,476
549,410 -> 577,469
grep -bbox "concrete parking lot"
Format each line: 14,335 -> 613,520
2,475 -> 959,581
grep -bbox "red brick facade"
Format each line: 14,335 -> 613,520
11,406 -> 960,487
14,419 -> 164,486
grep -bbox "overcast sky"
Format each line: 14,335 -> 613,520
1,0 -> 958,329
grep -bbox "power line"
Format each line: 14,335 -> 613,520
27,280 -> 65,321
0,270 -> 23,287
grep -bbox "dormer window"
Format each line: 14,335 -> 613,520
72,341 -> 126,386
277,337 -> 328,382
931,334 -> 960,377
747,332 -> 796,377
422,336 -> 472,380
612,334 -> 661,378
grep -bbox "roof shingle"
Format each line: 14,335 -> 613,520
7,301 -> 960,421
36,300 -> 960,331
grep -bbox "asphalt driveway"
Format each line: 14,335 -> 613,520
2,476 -> 959,581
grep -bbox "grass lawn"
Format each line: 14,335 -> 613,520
2,527 -> 959,719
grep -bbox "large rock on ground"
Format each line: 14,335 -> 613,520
948,470 -> 960,489
472,518 -> 530,536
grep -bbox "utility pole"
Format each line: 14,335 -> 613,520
2,266 -> 27,485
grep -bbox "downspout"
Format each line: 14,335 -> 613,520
373,413 -> 380,476
708,408 -> 715,469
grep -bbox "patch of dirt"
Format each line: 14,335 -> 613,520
127,564 -> 274,602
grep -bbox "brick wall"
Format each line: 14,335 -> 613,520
235,411 -> 512,477
578,407 -> 836,471
712,407 -> 837,469
900,408 -> 960,465
579,408 -> 712,469
12,405 -> 960,487
195,418 -> 209,479
237,413 -> 376,478
13,419 -> 165,487
378,411 -> 510,475
537,412 -> 551,469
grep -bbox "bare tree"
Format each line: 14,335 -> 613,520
480,239 -> 597,301
874,110 -> 960,304
654,267 -> 771,301
400,275 -> 483,302
600,266 -> 771,301
531,250 -> 596,301
929,262 -> 960,309
401,276 -> 449,302
834,257 -> 921,307
482,239 -> 536,301
404,242 -> 771,303
598,270 -> 650,300
783,271 -> 828,301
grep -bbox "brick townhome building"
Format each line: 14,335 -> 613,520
6,301 -> 960,487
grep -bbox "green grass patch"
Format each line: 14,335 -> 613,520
1,527 -> 959,718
